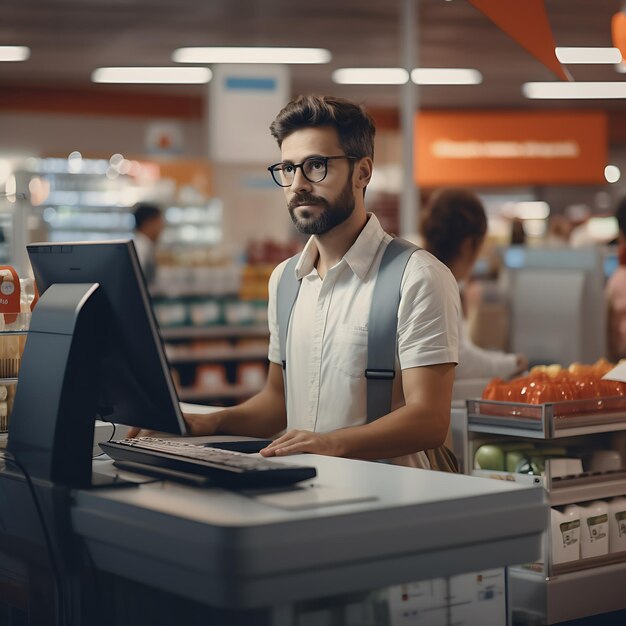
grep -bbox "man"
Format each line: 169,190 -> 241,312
132,202 -> 165,286
168,95 -> 459,467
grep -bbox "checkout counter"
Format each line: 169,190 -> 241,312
0,443 -> 546,626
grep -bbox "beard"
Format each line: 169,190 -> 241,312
287,178 -> 355,236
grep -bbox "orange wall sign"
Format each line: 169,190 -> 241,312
415,111 -> 607,187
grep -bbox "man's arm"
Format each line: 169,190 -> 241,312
184,361 -> 287,437
261,362 -> 454,459
128,361 -> 287,438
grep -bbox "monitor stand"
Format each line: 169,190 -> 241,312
7,282 -> 134,489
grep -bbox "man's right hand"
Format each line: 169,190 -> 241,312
182,410 -> 222,436
126,410 -> 223,439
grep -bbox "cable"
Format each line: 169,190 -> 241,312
92,421 -> 116,459
0,450 -> 67,625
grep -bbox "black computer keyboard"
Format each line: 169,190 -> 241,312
100,437 -> 317,488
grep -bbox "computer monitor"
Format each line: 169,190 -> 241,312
501,246 -> 606,367
7,240 -> 186,487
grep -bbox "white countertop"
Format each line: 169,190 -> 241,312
72,452 -> 546,609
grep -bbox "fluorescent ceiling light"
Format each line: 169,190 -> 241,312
332,68 -> 409,85
92,67 -> 212,84
555,47 -> 622,64
173,47 -> 331,64
523,81 -> 626,99
411,68 -> 482,85
0,46 -> 30,62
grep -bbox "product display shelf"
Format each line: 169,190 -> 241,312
162,323 -> 268,405
160,324 -> 269,341
466,398 -> 626,624
165,344 -> 268,364
17,160 -> 223,247
177,383 -> 262,403
467,397 -> 626,438
508,561 -> 626,625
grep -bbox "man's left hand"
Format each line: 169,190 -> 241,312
260,430 -> 340,457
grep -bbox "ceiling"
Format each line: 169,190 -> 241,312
0,0 -> 624,111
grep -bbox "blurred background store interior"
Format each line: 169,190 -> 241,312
1,0 -> 625,400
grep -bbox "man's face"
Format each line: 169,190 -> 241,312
280,126 -> 356,236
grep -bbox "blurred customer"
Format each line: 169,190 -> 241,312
606,198 -> 626,360
132,203 -> 165,286
510,217 -> 527,246
545,214 -> 573,248
421,188 -> 527,379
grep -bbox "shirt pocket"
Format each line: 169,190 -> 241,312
332,325 -> 368,379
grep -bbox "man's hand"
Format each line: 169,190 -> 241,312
125,427 -> 167,439
182,410 -> 222,436
260,429 -> 340,457
126,411 -> 222,439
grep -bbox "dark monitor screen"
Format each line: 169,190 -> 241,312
26,240 -> 186,436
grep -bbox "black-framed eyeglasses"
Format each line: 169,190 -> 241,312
267,155 -> 356,187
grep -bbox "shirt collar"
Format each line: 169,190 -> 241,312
294,213 -> 386,281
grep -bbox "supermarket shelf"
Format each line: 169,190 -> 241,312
177,383 -> 262,401
509,560 -> 626,624
165,344 -> 268,364
44,225 -> 133,232
43,204 -> 134,211
160,325 -> 269,340
547,470 -> 626,506
474,468 -> 626,507
472,469 -> 544,487
467,398 -> 626,439
551,551 -> 626,577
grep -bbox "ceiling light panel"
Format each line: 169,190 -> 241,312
173,47 -> 331,64
0,46 -> 30,62
411,68 -> 482,85
332,68 -> 409,85
523,82 -> 626,99
92,67 -> 212,84
555,47 -> 622,64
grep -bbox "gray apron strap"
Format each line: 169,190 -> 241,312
366,238 -> 420,422
276,254 -> 302,401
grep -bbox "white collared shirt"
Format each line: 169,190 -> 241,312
267,214 -> 460,467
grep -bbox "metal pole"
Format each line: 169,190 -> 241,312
400,0 -> 419,237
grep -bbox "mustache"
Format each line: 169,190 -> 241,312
288,194 -> 328,211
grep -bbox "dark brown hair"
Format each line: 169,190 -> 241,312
269,95 -> 375,159
133,202 -> 162,231
420,188 -> 487,266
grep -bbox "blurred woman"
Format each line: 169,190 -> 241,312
420,188 -> 527,379
606,197 -> 626,361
